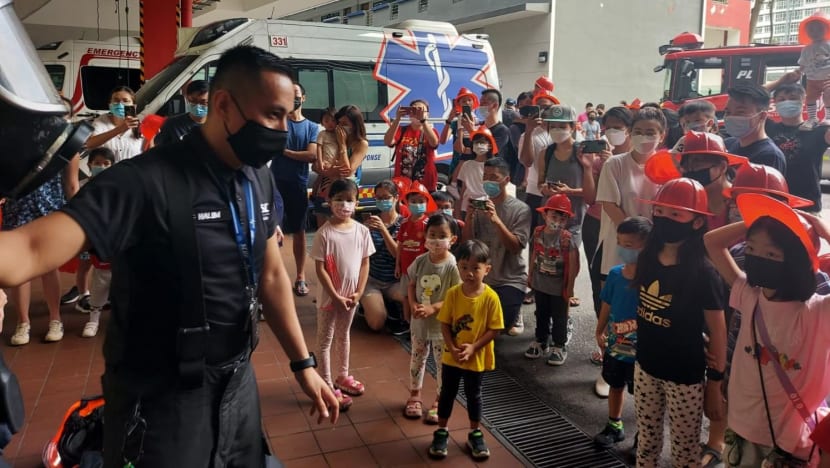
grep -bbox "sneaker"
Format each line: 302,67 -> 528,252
75,295 -> 91,314
388,319 -> 410,336
595,375 -> 610,398
800,119 -> 819,131
466,429 -> 490,460
81,321 -> 99,338
546,346 -> 567,366
10,323 -> 30,346
523,341 -> 549,359
594,422 -> 625,448
60,286 -> 80,305
566,316 -> 574,345
428,428 -> 450,459
507,314 -> 524,336
44,320 -> 64,342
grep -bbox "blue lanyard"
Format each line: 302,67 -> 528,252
228,177 -> 257,288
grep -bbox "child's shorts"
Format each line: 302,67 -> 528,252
806,78 -> 830,100
601,355 -> 635,394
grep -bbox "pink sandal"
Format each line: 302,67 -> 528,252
335,375 -> 365,396
334,389 -> 353,411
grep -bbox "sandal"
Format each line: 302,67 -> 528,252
335,375 -> 365,396
700,444 -> 724,468
569,297 -> 581,307
294,280 -> 310,297
424,401 -> 439,425
403,398 -> 423,419
334,389 -> 352,412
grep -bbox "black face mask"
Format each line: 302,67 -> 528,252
293,97 -> 302,112
652,216 -> 697,243
684,168 -> 714,187
745,254 -> 784,289
225,95 -> 288,168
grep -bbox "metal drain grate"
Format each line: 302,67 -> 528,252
395,335 -> 627,467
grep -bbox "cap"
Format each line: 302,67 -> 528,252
535,76 -> 555,92
532,90 -> 561,106
799,12 -> 830,45
453,87 -> 480,111
641,177 -> 713,216
404,180 -> 438,212
736,193 -> 818,271
536,193 -> 574,217
506,98 -> 517,106
541,104 -> 576,122
722,163 -> 814,209
470,125 -> 499,154
679,131 -> 748,167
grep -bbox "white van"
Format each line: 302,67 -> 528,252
135,18 -> 498,195
38,37 -> 141,118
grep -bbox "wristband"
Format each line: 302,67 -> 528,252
706,367 -> 724,382
290,353 -> 318,372
445,119 -> 452,125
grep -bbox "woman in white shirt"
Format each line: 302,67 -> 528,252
85,86 -> 144,162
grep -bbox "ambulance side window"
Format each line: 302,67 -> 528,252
80,66 -> 142,111
45,65 -> 66,92
334,69 -> 380,118
290,60 -> 387,124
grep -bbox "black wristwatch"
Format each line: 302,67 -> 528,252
706,367 -> 725,382
290,353 -> 317,372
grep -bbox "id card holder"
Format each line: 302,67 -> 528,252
247,286 -> 260,351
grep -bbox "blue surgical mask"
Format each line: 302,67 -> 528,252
376,199 -> 394,212
90,166 -> 107,177
775,100 -> 802,119
442,208 -> 454,217
409,203 -> 427,215
483,181 -> 502,198
109,102 -> 125,118
723,114 -> 758,139
616,245 -> 641,265
189,103 -> 208,119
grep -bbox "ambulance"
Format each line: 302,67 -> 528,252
134,18 -> 499,203
37,36 -> 141,117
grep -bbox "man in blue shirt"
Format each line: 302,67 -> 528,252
722,84 -> 787,174
271,83 -> 319,296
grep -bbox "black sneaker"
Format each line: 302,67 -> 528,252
428,429 -> 449,459
75,295 -> 92,314
388,319 -> 410,336
467,429 -> 490,460
60,286 -> 80,305
594,423 -> 625,448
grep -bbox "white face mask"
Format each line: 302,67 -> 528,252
478,106 -> 490,120
605,128 -> 627,146
549,128 -> 571,144
547,221 -> 564,231
473,143 -> 490,155
425,238 -> 451,252
331,200 -> 356,218
630,135 -> 660,155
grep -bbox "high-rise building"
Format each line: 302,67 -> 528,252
753,0 -> 828,44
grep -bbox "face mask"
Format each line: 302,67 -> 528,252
90,166 -> 107,177
616,246 -> 641,265
409,203 -> 427,215
473,143 -> 490,155
723,114 -> 758,139
331,200 -> 356,218
588,116 -> 596,121
605,129 -> 627,146
546,220 -> 564,231
549,128 -> 571,144
483,181 -> 502,198
630,135 -> 660,155
376,199 -> 394,212
744,254 -> 784,289
442,208 -> 454,217
189,103 -> 208,119
683,121 -> 709,132
425,238 -> 451,252
684,167 -> 716,186
478,106 -> 490,120
225,95 -> 288,168
109,102 -> 125,119
775,100 -> 803,119
293,97 -> 302,112
652,216 -> 697,243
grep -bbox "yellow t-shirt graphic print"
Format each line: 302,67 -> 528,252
437,284 -> 504,372
638,280 -> 673,328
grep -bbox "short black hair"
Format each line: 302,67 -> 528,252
456,239 -> 490,263
375,179 -> 398,197
431,190 -> 455,204
210,46 -> 294,100
728,84 -> 770,111
601,106 -> 634,127
617,216 -> 652,240
88,147 -> 115,164
426,213 -> 459,237
585,102 -> 594,108
642,102 -> 662,110
517,91 -> 534,103
596,103 -> 605,110
772,82 -> 806,99
186,80 -> 209,95
329,178 -> 358,198
296,82 -> 306,96
631,106 -> 667,131
482,88 -> 503,107
678,100 -> 716,118
409,99 -> 429,111
484,157 -> 510,177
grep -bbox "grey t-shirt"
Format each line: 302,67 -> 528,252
407,252 -> 461,341
470,196 -> 531,293
544,145 -> 586,246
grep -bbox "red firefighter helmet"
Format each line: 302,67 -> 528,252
722,164 -> 813,209
536,193 -> 574,217
642,177 -> 713,216
470,125 -> 499,155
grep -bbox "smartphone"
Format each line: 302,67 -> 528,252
124,105 -> 137,118
471,199 -> 488,210
360,212 -> 372,221
580,140 -> 607,154
519,105 -> 540,118
399,106 -> 413,115
462,104 -> 472,119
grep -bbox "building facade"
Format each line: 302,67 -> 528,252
753,0 -> 828,44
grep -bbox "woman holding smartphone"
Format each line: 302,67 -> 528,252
385,99 -> 440,192
85,86 -> 144,162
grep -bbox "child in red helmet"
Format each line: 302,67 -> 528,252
633,178 -> 727,467
524,194 -> 578,366
798,12 -> 830,129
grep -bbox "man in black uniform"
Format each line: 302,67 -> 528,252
153,79 -> 210,146
0,46 -> 338,467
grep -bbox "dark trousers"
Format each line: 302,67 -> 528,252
525,193 -> 543,233
102,358 -> 263,468
582,215 -> 602,317
492,285 -> 525,328
438,364 -> 483,423
534,291 -> 569,347
589,241 -> 605,319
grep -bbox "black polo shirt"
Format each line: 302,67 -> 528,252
62,129 -> 277,377
154,113 -> 201,146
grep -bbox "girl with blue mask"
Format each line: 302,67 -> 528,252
86,86 -> 143,162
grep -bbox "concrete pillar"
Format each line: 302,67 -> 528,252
139,0 -> 178,83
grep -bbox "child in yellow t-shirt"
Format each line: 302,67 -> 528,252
430,240 -> 504,461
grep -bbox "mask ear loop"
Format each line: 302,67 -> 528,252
223,93 -> 249,136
